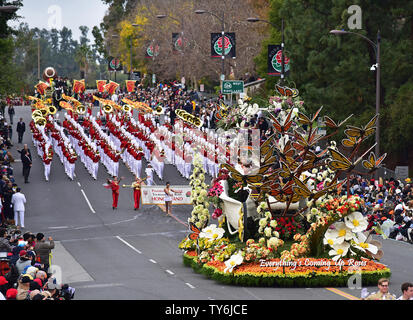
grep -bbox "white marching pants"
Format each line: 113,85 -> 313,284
14,210 -> 25,228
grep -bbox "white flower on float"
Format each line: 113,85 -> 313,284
333,222 -> 356,244
199,224 -> 225,241
328,242 -> 350,262
224,251 -> 243,273
344,211 -> 368,233
353,232 -> 378,256
323,228 -> 339,247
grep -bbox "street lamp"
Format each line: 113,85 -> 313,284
0,5 -> 18,13
329,29 -> 381,173
195,9 -> 226,91
247,17 -> 286,83
156,14 -> 186,85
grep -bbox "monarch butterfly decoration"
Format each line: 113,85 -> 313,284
293,176 -> 348,201
296,106 -> 323,127
275,139 -> 296,162
341,136 -> 362,148
292,129 -> 320,153
220,163 -> 264,186
279,161 -> 303,181
214,101 -> 229,121
270,181 -> 301,203
188,222 -> 201,254
362,152 -> 387,173
344,114 -> 378,140
188,222 -> 201,240
324,114 -> 353,130
269,108 -> 294,134
275,84 -> 299,98
327,143 -> 376,172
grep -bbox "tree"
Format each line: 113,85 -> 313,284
254,0 -> 413,166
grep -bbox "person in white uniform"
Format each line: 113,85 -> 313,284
11,188 -> 26,229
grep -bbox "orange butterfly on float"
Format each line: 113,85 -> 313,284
362,152 -> 387,173
214,101 -> 229,121
296,106 -> 323,127
275,84 -> 299,98
344,114 -> 378,140
269,108 -> 294,134
188,222 -> 201,240
324,114 -> 353,130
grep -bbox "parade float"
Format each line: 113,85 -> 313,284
179,85 -> 391,287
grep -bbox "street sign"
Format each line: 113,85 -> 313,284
130,71 -> 141,81
222,80 -> 244,94
395,166 -> 409,180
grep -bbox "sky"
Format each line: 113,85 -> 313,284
9,0 -> 109,42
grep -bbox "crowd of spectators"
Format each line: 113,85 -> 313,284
0,228 -> 74,300
345,175 -> 413,243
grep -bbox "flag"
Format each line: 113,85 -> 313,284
96,80 -> 107,93
73,79 -> 86,94
125,80 -> 136,93
105,81 -> 119,95
34,81 -> 50,95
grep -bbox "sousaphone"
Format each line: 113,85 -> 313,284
43,67 -> 57,82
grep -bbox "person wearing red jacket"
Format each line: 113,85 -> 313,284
107,176 -> 123,210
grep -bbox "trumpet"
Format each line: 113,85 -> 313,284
76,104 -> 86,114
103,104 -> 113,114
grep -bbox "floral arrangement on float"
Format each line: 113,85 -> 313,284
179,85 -> 390,287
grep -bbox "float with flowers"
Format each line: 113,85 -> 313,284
179,85 -> 391,287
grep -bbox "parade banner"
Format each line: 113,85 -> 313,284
73,79 -> 86,94
172,33 -> 185,52
96,80 -> 107,93
145,43 -> 160,58
108,56 -> 123,71
268,44 -> 290,76
141,185 -> 192,205
125,80 -> 136,93
211,33 -> 236,58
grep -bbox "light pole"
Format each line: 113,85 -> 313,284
156,14 -> 185,84
247,17 -> 286,84
329,29 -> 381,171
195,9 -> 226,92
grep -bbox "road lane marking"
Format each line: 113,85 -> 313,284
116,236 -> 142,254
48,226 -> 69,229
325,287 -> 360,300
166,269 -> 174,275
77,182 -> 81,187
149,259 -> 157,264
75,283 -> 123,289
185,282 -> 195,289
81,189 -> 96,213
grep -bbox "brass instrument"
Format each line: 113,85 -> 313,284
122,104 -> 132,113
40,108 -> 49,117
34,116 -> 47,128
175,109 -> 203,128
154,105 -> 164,115
76,104 -> 86,115
48,105 -> 57,115
103,104 -> 113,114
42,67 -> 57,82
32,110 -> 43,119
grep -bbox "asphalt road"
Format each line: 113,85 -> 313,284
7,105 -> 413,301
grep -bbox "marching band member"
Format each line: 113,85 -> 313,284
145,164 -> 154,186
106,176 -> 123,210
122,177 -> 146,210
